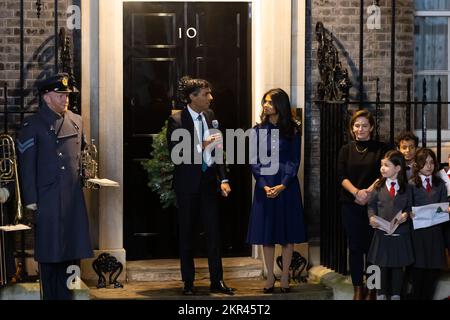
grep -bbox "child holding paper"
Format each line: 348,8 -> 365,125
368,150 -> 414,300
442,155 -> 450,270
410,148 -> 448,300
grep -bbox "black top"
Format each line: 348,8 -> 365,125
337,140 -> 389,203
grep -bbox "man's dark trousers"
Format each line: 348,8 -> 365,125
176,168 -> 223,285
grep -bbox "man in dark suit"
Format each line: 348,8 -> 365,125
167,76 -> 234,295
17,73 -> 93,299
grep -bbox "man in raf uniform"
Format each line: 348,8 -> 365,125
17,73 -> 93,300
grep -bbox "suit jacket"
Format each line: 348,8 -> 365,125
167,108 -> 227,195
17,103 -> 93,263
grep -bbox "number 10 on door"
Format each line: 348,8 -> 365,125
179,27 -> 198,39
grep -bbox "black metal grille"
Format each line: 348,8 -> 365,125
0,0 -> 81,282
1,0 -> 80,137
315,21 -> 450,275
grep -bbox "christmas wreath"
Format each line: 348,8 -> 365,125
141,121 -> 176,209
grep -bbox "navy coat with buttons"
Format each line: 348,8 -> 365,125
17,102 -> 93,263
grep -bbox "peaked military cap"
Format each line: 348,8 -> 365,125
37,73 -> 78,94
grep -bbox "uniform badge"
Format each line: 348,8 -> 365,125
17,138 -> 35,154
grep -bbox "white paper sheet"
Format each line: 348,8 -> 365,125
372,210 -> 403,235
87,178 -> 120,187
412,202 -> 450,230
0,224 -> 31,232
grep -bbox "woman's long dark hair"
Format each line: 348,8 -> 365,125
375,150 -> 408,194
411,148 -> 441,187
259,88 -> 298,138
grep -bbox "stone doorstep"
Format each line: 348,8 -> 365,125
0,280 -> 90,300
308,265 -> 450,300
106,257 -> 334,300
87,278 -> 333,300
126,257 -> 264,282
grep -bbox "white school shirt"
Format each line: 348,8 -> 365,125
419,174 -> 433,190
385,178 -> 399,196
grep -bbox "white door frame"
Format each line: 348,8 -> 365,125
82,0 -> 305,263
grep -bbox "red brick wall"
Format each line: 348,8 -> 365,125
0,0 -> 73,132
0,0 -> 75,252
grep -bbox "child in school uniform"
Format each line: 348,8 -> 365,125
441,154 -> 450,271
409,148 -> 449,300
396,131 -> 419,180
367,150 -> 414,300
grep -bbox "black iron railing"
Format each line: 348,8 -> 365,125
316,21 -> 450,276
0,0 -> 80,282
1,1 -> 79,135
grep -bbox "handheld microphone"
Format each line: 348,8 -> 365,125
211,120 -> 222,149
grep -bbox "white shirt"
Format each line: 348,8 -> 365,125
186,106 -> 229,184
420,174 -> 432,190
438,169 -> 450,196
405,163 -> 413,180
187,106 -> 212,167
385,178 -> 399,196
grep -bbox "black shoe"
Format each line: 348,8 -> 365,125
263,275 -> 276,294
280,287 -> 290,293
263,286 -> 274,294
182,283 -> 195,296
210,281 -> 235,295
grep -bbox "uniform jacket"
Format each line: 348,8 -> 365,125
17,103 -> 93,263
409,178 -> 448,206
368,183 -> 413,234
167,108 -> 227,195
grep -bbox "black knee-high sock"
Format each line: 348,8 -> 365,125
391,268 -> 405,296
379,267 -> 391,296
423,269 -> 439,300
411,268 -> 425,300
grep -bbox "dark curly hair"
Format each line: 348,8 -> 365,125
177,76 -> 211,105
395,131 -> 419,148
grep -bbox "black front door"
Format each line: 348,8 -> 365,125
123,2 -> 252,260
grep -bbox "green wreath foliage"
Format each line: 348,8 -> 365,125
141,121 -> 176,209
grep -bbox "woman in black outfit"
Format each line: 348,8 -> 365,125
337,109 -> 388,300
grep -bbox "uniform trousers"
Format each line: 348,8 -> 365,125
39,261 -> 75,300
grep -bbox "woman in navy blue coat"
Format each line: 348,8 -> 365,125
247,88 -> 306,293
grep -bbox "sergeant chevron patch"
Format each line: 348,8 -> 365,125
17,138 -> 35,154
